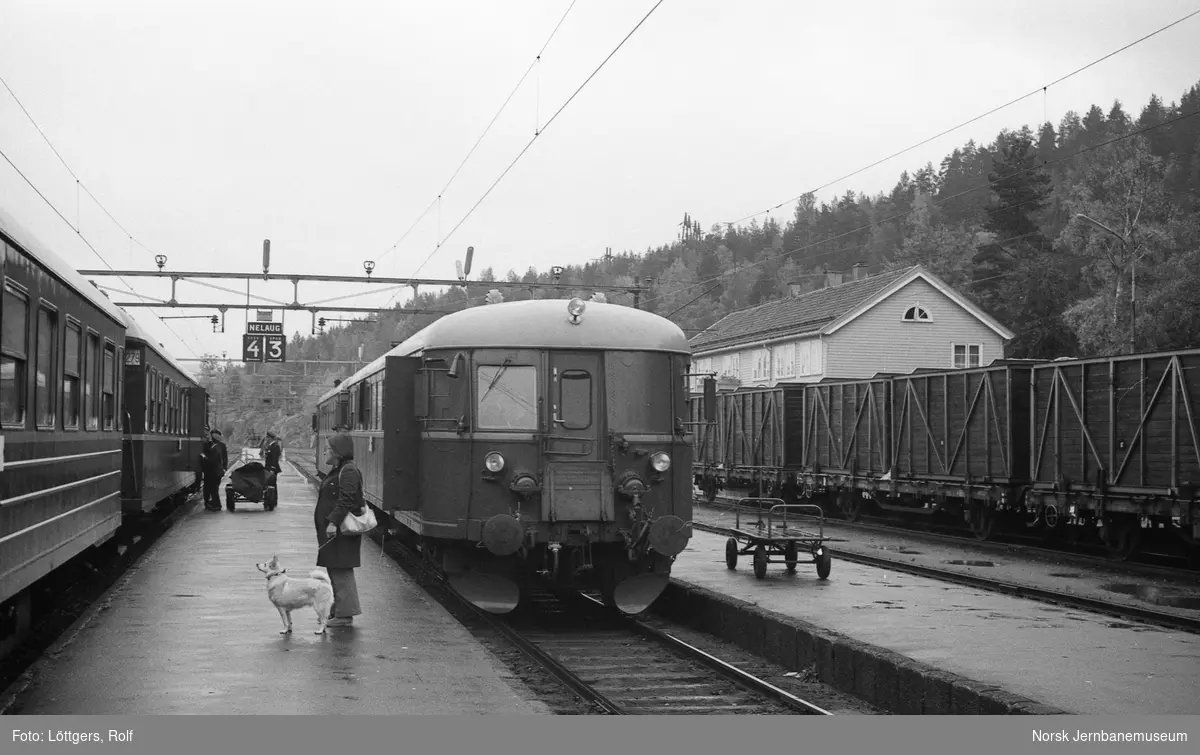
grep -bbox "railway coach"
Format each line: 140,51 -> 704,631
315,297 -> 697,615
120,312 -> 206,514
1,208 -> 127,658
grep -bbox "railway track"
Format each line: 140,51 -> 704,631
691,498 -> 1200,636
286,456 -> 833,715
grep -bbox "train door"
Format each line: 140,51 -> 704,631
543,351 -> 611,522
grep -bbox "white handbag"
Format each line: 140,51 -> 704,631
336,465 -> 377,535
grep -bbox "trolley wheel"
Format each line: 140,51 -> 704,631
815,547 -> 832,580
783,541 -> 798,572
725,538 -> 739,570
752,544 -> 768,579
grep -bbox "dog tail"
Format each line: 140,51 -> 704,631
309,570 -> 331,584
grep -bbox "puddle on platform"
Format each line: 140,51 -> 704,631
940,560 -> 995,567
1048,573 -> 1083,578
871,545 -> 923,554
1102,583 -> 1200,609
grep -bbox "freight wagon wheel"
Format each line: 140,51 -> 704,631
967,504 -> 997,541
839,492 -> 861,522
725,538 -> 739,569
815,548 -> 832,580
783,541 -> 798,572
1100,515 -> 1142,562
752,545 -> 768,579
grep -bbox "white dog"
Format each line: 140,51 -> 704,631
255,555 -> 334,635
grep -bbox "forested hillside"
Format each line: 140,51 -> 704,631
199,80 -> 1200,448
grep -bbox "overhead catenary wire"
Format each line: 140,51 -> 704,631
722,6 -> 1200,227
642,109 -> 1200,313
376,0 -> 581,270
0,74 -> 202,359
405,0 -> 668,284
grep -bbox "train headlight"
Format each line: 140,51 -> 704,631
650,452 -> 671,473
567,298 -> 586,324
484,452 -> 505,473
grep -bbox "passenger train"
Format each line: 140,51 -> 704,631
1,208 -> 207,663
314,297 -> 697,615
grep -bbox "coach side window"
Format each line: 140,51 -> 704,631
102,342 -> 116,430
36,306 -> 58,429
86,332 -> 100,429
63,321 -> 81,428
1,282 -> 29,427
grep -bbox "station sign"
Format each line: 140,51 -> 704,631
243,333 -> 287,363
247,321 -> 283,335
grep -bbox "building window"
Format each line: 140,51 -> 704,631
1,283 -> 29,427
903,304 -> 931,322
952,344 -> 981,369
774,343 -> 796,378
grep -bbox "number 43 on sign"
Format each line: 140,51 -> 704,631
243,334 -> 286,363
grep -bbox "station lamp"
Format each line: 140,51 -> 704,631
154,254 -> 167,271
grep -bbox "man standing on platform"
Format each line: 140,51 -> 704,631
200,429 -> 228,511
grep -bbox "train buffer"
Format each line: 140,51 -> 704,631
713,499 -> 837,581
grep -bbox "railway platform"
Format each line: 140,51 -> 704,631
0,462 -> 548,715
669,506 -> 1200,715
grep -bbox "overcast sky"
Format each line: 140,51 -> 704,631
2,0 -> 1197,372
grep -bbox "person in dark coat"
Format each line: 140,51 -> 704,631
199,429 -> 228,511
263,431 -> 282,470
315,433 -> 363,626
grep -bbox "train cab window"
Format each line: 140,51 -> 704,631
35,306 -> 58,428
85,332 -> 100,429
559,369 -> 591,429
102,342 -> 115,430
63,321 -> 81,428
1,282 -> 29,427
476,364 -> 537,430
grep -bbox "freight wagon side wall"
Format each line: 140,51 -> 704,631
1030,350 -> 1200,493
802,378 -> 891,476
892,365 -> 1030,483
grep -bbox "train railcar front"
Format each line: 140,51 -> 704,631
1,209 -> 127,660
320,298 -> 695,615
120,313 -> 204,514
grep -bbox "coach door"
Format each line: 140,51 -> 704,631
543,352 -> 612,522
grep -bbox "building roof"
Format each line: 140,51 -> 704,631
319,299 -> 690,404
690,267 -> 913,352
690,265 -> 1014,354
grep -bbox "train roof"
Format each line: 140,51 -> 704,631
122,309 -> 200,387
318,299 -> 691,404
0,206 -> 128,328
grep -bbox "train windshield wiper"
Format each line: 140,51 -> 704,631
480,358 -> 511,405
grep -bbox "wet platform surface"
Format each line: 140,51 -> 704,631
674,507 -> 1200,715
2,462 -> 548,715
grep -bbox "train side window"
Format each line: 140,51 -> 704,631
85,332 -> 100,429
102,342 -> 116,430
115,347 -> 123,433
559,369 -> 591,430
360,381 -> 371,430
63,320 -> 81,429
476,364 -> 537,430
1,282 -> 29,427
35,305 -> 58,429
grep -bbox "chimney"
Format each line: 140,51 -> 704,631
824,270 -> 843,288
852,262 -> 868,281
788,282 -> 803,297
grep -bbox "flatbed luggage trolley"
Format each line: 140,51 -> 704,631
718,498 -> 832,580
225,461 -> 278,512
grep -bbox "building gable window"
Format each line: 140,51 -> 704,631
952,343 -> 981,369
903,303 -> 931,322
